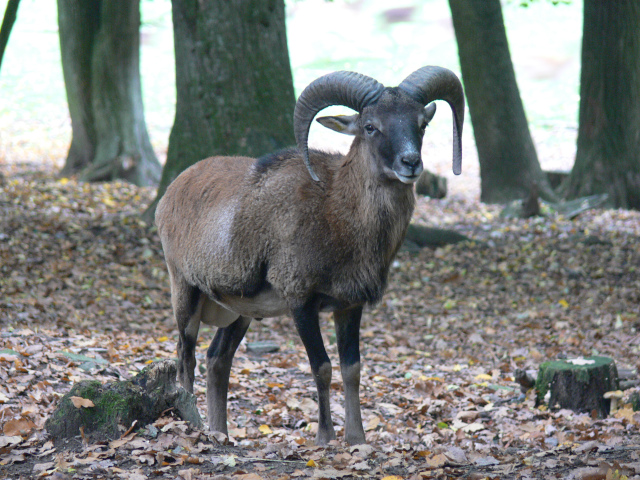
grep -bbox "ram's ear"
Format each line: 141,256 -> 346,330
316,114 -> 359,136
424,102 -> 437,123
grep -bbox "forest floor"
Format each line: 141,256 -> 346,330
1,159 -> 640,480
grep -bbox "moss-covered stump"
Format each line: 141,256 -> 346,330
46,359 -> 202,442
535,356 -> 619,417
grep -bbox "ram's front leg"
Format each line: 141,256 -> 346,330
292,301 -> 335,445
335,306 -> 366,445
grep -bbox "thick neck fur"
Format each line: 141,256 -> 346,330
323,137 -> 416,302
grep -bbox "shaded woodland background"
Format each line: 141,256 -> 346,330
1,1 -> 640,479
0,0 -> 584,197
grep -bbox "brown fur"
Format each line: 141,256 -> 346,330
155,143 -> 415,310
155,87 -> 439,445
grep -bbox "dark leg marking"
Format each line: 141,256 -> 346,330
335,305 -> 365,445
206,315 -> 251,434
292,299 -> 335,445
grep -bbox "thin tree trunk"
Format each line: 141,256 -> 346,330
0,0 -> 21,74
57,0 -> 99,175
449,0 -> 557,204
79,0 -> 161,186
565,1 -> 640,209
143,0 -> 296,221
57,0 -> 161,186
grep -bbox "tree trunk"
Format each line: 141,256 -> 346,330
57,0 -> 161,186
0,0 -> 21,74
535,356 -> 619,418
57,0 -> 99,175
143,0 -> 296,221
565,1 -> 640,209
448,0 -> 556,204
416,168 -> 447,199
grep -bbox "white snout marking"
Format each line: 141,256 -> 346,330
394,171 -> 421,184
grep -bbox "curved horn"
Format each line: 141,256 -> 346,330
398,66 -> 465,175
294,71 -> 385,181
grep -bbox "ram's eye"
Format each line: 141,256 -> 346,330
420,122 -> 428,131
364,124 -> 376,135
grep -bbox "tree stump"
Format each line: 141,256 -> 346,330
46,359 -> 202,443
416,169 -> 447,199
535,356 -> 619,418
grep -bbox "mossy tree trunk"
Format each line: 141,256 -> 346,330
448,0 -> 556,204
565,1 -> 640,209
143,0 -> 296,221
57,0 -> 161,186
46,360 -> 201,442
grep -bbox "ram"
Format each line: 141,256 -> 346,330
155,66 -> 464,445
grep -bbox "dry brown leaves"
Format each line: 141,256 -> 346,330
1,164 -> 640,479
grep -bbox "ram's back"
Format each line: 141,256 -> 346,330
155,151 -> 340,302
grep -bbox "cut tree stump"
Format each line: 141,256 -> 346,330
535,356 -> 619,418
415,169 -> 447,199
46,359 -> 202,443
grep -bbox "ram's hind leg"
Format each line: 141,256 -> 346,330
206,315 -> 252,435
168,266 -> 203,393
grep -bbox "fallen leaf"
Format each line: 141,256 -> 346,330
0,435 -> 23,447
614,406 -> 636,423
33,461 -> 56,474
259,424 -> 273,435
350,444 -> 375,458
3,418 -> 36,437
70,396 -> 95,408
237,474 -> 265,480
365,416 -> 381,432
426,453 -> 447,468
462,422 -> 485,433
223,455 -> 237,467
351,461 -> 371,471
473,456 -> 500,466
444,446 -> 468,464
229,427 -> 247,438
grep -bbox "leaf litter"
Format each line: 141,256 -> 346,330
1,163 -> 640,479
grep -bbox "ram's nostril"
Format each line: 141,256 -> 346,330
400,155 -> 421,168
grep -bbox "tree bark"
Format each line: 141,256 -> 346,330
57,0 -> 161,186
0,0 -> 21,74
448,0 -> 556,204
57,0 -> 99,175
535,356 -> 619,418
565,1 -> 640,209
143,0 -> 296,221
